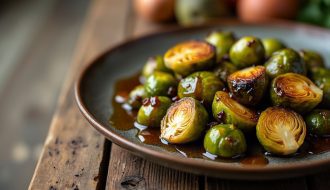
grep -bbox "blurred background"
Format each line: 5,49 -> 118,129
0,0 -> 329,189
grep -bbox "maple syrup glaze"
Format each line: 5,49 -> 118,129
109,73 -> 330,166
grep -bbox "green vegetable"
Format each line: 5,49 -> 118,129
142,55 -> 172,78
213,61 -> 238,82
137,96 -> 172,127
175,0 -> 230,26
261,38 -> 286,58
265,48 -> 307,79
305,109 -> 330,136
127,85 -> 147,109
178,71 -> 224,106
299,49 -> 325,73
204,124 -> 246,158
161,97 -> 209,144
229,36 -> 265,69
256,107 -> 306,155
227,66 -> 268,106
311,67 -> 330,108
270,73 -> 323,114
164,40 -> 216,76
298,0 -> 330,28
205,31 -> 236,61
212,91 -> 258,131
144,71 -> 177,97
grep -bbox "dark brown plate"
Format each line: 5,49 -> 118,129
75,21 -> 330,180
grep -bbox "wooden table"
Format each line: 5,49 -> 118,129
29,0 -> 330,189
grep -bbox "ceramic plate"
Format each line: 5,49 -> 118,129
75,21 -> 330,180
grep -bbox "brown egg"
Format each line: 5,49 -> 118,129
133,0 -> 175,22
237,0 -> 299,22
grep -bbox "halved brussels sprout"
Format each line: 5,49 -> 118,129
164,40 -> 216,76
264,48 -> 307,79
178,71 -> 224,106
256,107 -> 306,155
144,71 -> 178,97
137,96 -> 172,127
270,73 -> 323,114
229,36 -> 265,69
213,61 -> 237,82
212,91 -> 258,131
204,124 -> 246,158
311,68 -> 330,108
205,31 -> 236,61
161,97 -> 208,144
261,38 -> 286,58
305,109 -> 330,136
227,66 -> 268,106
299,49 -> 325,72
127,85 -> 147,109
142,55 -> 172,78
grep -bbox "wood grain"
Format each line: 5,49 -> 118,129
105,7 -> 200,190
205,177 -> 308,190
29,0 -> 129,189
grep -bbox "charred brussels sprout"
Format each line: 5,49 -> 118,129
270,73 -> 323,114
265,48 -> 307,79
212,91 -> 258,131
142,55 -> 172,78
229,36 -> 265,69
178,71 -> 224,106
161,97 -> 208,144
261,38 -> 286,58
127,85 -> 147,109
311,68 -> 330,108
256,107 -> 306,155
227,66 -> 268,106
305,109 -> 330,136
204,124 -> 246,158
144,71 -> 177,97
164,40 -> 216,76
299,50 -> 325,72
205,31 -> 236,61
137,96 -> 172,127
213,61 -> 238,82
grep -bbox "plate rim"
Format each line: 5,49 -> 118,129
74,20 -> 330,180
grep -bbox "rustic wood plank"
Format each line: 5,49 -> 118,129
0,1 -> 88,189
106,6 -> 200,190
29,0 -> 129,189
205,177 -> 308,190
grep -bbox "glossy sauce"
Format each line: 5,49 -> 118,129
110,73 -> 330,166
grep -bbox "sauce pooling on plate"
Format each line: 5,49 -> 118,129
109,73 -> 330,166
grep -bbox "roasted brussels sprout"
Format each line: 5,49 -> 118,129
144,71 -> 177,97
137,96 -> 172,127
164,40 -> 216,76
204,124 -> 246,158
127,85 -> 147,109
205,31 -> 236,61
305,109 -> 330,136
299,49 -> 325,72
161,97 -> 208,144
227,66 -> 268,106
213,61 -> 238,82
178,71 -> 224,106
264,48 -> 307,79
229,36 -> 265,69
270,73 -> 323,114
212,91 -> 258,131
311,68 -> 330,108
256,107 -> 306,155
142,55 -> 172,77
261,38 -> 286,58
